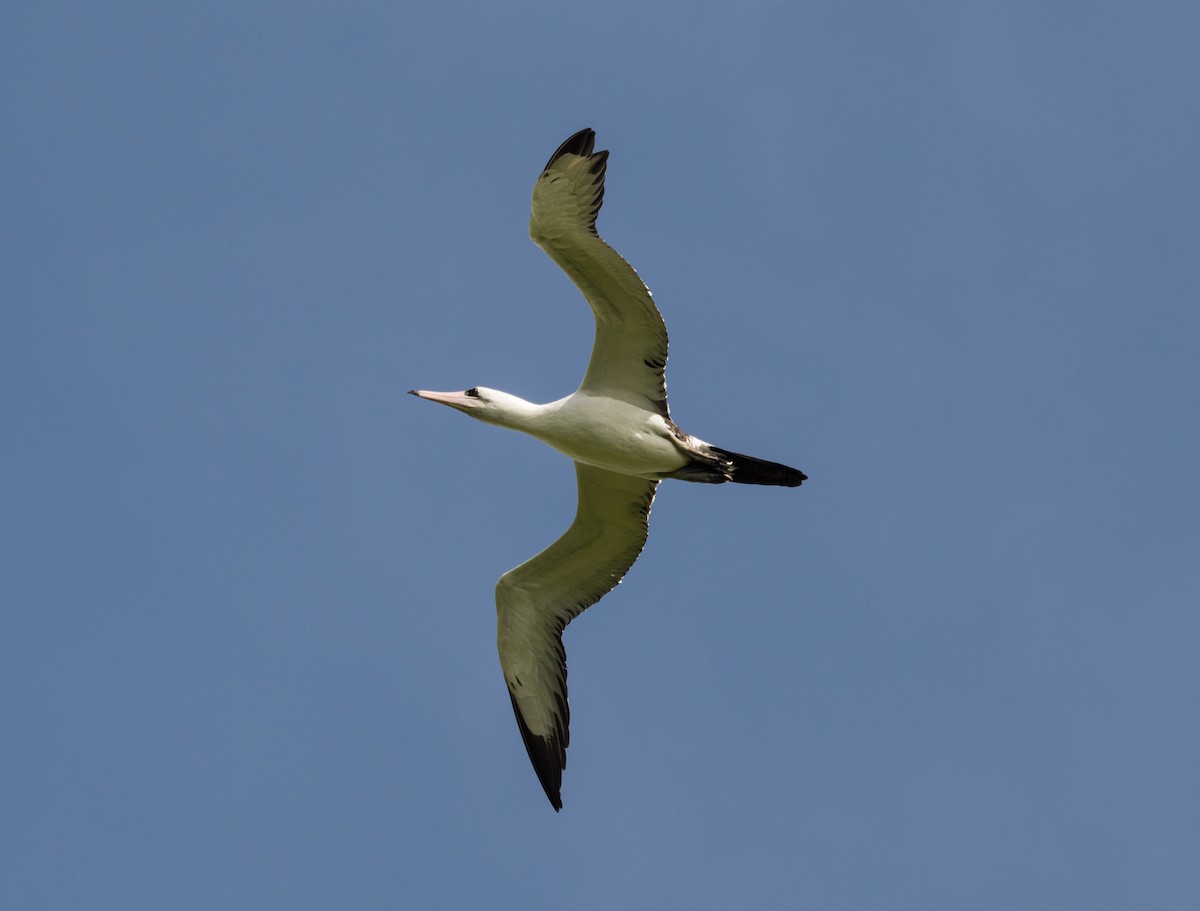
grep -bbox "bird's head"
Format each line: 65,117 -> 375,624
408,386 -> 536,428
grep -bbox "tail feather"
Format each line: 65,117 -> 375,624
709,446 -> 807,487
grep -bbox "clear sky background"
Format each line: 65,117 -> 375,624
3,2 -> 1198,909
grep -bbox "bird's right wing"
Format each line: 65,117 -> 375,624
496,461 -> 658,811
529,128 -> 671,417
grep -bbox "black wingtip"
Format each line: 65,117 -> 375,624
508,691 -> 565,811
543,127 -> 597,172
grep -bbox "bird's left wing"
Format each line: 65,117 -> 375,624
529,128 -> 671,417
496,461 -> 658,811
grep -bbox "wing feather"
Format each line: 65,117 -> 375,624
496,461 -> 658,810
529,128 -> 670,416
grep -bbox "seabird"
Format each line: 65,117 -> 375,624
411,128 -> 806,811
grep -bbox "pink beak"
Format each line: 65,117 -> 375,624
409,389 -> 476,412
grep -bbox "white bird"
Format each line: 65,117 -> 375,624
411,128 -> 806,811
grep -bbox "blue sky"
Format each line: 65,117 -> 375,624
3,2 -> 1198,908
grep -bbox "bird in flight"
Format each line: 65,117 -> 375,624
411,128 -> 806,811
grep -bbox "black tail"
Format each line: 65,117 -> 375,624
709,446 -> 807,487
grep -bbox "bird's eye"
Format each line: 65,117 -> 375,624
464,387 -> 480,398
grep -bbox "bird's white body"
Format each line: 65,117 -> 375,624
411,129 -> 805,811
489,390 -> 693,479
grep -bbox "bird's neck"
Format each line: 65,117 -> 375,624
482,392 -> 562,434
